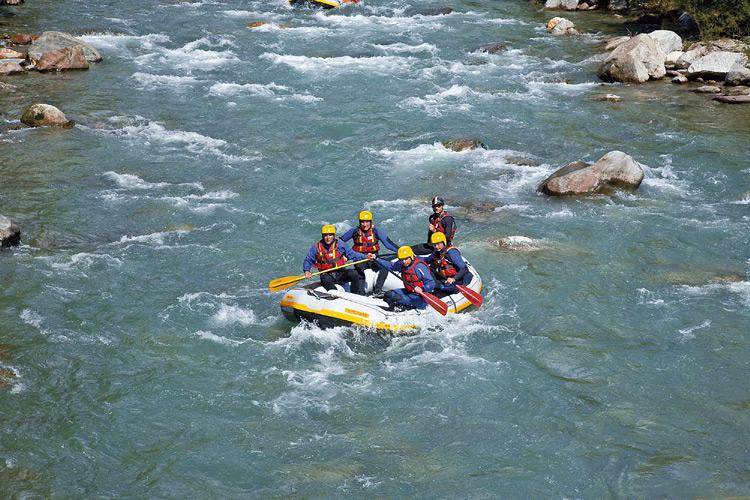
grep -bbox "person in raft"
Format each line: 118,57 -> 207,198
339,210 -> 400,294
376,246 -> 436,310
412,196 -> 457,255
303,224 -> 372,295
423,232 -> 472,294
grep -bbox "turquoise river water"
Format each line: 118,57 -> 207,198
1,0 -> 749,497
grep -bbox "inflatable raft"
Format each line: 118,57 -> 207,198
289,0 -> 344,9
280,258 -> 482,333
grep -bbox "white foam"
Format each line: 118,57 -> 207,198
679,280 -> 750,305
103,171 -> 204,190
678,319 -> 711,340
194,330 -> 244,346
135,36 -> 239,72
212,304 -> 258,326
260,53 -> 414,74
400,85 -> 496,117
371,42 -> 438,54
313,12 -> 444,30
116,229 -> 190,246
209,81 -> 288,96
48,252 -> 123,271
20,309 -> 44,330
131,72 -> 200,90
79,33 -> 171,55
93,116 -> 254,162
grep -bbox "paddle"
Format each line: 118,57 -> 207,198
456,284 -> 483,308
375,260 -> 448,316
268,258 -> 371,292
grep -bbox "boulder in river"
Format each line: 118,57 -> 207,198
687,52 -> 748,80
0,48 -> 25,59
10,33 -> 33,45
647,30 -> 682,55
0,215 -> 21,248
443,138 -> 486,151
20,103 -> 74,128
724,65 -> 750,86
33,46 -> 89,71
477,42 -> 509,54
538,151 -> 644,196
546,17 -> 578,36
601,36 -> 630,52
0,60 -> 26,75
493,236 -> 547,252
598,34 -> 666,83
692,85 -> 721,93
671,74 -> 688,84
544,0 -> 578,10
664,51 -> 683,69
592,93 -> 622,102
713,95 -> 750,104
28,31 -> 102,64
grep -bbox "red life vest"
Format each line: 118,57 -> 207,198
352,225 -> 380,254
401,258 -> 427,292
429,211 -> 456,242
432,246 -> 459,278
315,240 -> 347,271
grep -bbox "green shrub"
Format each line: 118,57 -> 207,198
628,0 -> 750,38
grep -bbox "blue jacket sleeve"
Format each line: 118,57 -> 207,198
303,244 -> 318,272
375,227 -> 400,253
416,263 -> 435,292
376,258 -> 399,272
422,253 -> 434,264
446,248 -> 467,280
340,227 -> 356,243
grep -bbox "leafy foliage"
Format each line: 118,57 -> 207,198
627,0 -> 750,38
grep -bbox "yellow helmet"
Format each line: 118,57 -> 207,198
430,232 -> 447,245
321,224 -> 336,235
358,210 -> 373,221
397,246 -> 415,260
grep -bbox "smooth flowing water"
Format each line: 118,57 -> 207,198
1,0 -> 749,496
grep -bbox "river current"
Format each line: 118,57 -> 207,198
1,0 -> 749,496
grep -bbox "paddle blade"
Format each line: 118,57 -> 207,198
268,275 -> 304,292
419,291 -> 449,316
456,284 -> 483,308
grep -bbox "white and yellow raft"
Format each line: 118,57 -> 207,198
289,0 -> 345,9
280,259 -> 482,333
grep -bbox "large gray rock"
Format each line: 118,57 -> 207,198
648,30 -> 682,55
20,103 -> 74,128
687,51 -> 748,79
687,38 -> 749,53
0,215 -> 21,248
545,0 -> 578,10
724,65 -> 750,86
538,151 -> 644,196
665,50 -> 683,68
28,31 -> 102,64
602,36 -> 631,52
598,34 -> 666,83
675,46 -> 709,69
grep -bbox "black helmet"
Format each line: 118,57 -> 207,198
431,196 -> 444,207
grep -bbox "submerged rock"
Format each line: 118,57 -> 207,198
409,6 -> 453,16
671,74 -> 688,84
0,367 -> 17,389
477,42 -> 509,54
592,93 -> 621,102
247,21 -> 266,29
33,46 -> 89,71
442,138 -> 486,151
0,215 -> 21,248
538,151 -> 644,196
21,103 -> 74,128
598,34 -> 666,83
28,31 -> 102,64
693,85 -> 721,93
494,236 -> 547,252
713,95 -> 750,104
